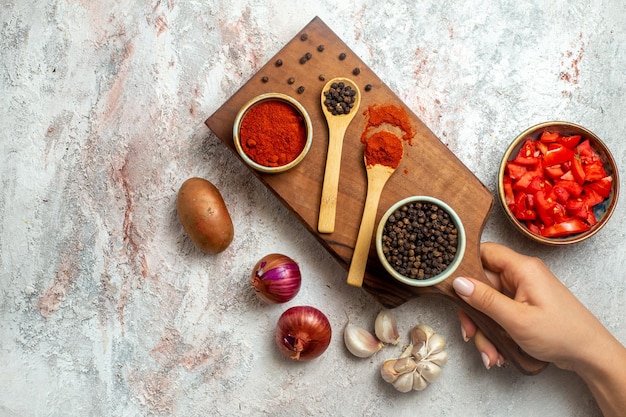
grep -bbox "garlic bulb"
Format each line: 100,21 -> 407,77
381,323 -> 448,392
374,309 -> 400,345
344,323 -> 384,358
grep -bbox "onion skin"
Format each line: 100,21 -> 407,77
275,306 -> 332,361
251,254 -> 301,304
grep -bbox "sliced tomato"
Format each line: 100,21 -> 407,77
513,139 -> 540,165
513,171 -> 540,191
583,161 -> 607,182
587,176 -> 613,198
571,157 -> 585,184
539,131 -> 560,143
542,218 -> 591,238
552,186 -> 570,204
503,176 -> 515,208
544,143 -> 575,166
553,179 -> 583,198
545,165 -> 565,178
583,187 -> 604,207
505,162 -> 528,180
527,176 -> 551,194
558,135 -> 581,149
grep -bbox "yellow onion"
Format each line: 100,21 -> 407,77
251,254 -> 301,303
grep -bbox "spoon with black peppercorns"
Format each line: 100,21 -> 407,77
317,77 -> 361,234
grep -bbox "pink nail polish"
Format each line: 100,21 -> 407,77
453,277 -> 475,297
481,352 -> 491,370
461,325 -> 469,342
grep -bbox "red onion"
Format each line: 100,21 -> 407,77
275,306 -> 332,361
251,254 -> 301,304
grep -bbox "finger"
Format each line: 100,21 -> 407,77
480,242 -> 526,276
453,276 -> 527,331
474,329 -> 500,369
457,309 -> 477,341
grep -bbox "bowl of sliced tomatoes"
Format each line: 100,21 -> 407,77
498,121 -> 619,245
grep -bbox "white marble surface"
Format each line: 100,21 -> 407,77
2,1 -> 625,416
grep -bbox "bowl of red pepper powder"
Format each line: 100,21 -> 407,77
498,121 -> 619,245
233,93 -> 313,173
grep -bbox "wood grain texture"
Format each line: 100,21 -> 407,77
206,17 -> 547,375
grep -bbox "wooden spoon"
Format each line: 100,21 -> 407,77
347,143 -> 404,287
318,77 -> 361,234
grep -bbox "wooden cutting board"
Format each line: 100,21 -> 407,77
206,17 -> 547,375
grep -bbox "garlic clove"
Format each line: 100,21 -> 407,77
393,356 -> 417,374
410,324 -> 435,347
411,341 -> 428,361
427,350 -> 449,367
374,309 -> 400,345
399,343 -> 414,358
417,360 -> 442,382
344,323 -> 384,358
412,372 -> 429,391
427,333 -> 446,355
392,372 -> 414,393
381,359 -> 400,383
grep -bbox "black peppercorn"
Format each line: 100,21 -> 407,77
317,44 -> 325,52
381,201 -> 459,280
275,59 -> 283,67
300,33 -> 308,41
352,67 -> 360,75
305,52 -> 312,60
261,76 -> 268,83
365,84 -> 372,91
322,83 -> 356,115
287,77 -> 295,84
339,52 -> 346,60
297,86 -> 305,94
299,56 -> 307,64
319,74 -> 325,81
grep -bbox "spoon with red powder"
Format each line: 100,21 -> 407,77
318,77 -> 361,234
347,131 -> 404,287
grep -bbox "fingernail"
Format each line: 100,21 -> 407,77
497,354 -> 506,367
453,277 -> 475,297
461,325 -> 469,342
481,352 -> 491,370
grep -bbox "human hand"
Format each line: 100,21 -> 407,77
452,242 -> 609,371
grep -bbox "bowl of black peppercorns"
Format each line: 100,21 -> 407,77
375,196 -> 466,287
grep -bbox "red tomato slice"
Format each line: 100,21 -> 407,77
571,157 -> 586,184
539,131 -> 560,143
544,144 -> 575,166
554,179 -> 583,198
542,218 -> 591,238
558,135 -> 581,149
584,161 -> 608,182
545,165 -> 565,178
587,176 -> 613,198
505,162 -> 528,180
513,139 -> 540,165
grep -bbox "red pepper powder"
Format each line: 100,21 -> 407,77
360,104 -> 415,146
364,131 -> 404,168
239,100 -> 307,167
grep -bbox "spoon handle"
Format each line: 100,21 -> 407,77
318,126 -> 348,233
347,170 -> 390,287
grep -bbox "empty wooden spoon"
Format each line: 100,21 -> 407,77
347,132 -> 404,287
318,77 -> 361,234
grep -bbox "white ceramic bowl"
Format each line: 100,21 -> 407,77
375,196 -> 466,287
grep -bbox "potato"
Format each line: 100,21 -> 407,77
177,177 -> 234,254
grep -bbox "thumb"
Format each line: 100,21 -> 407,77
452,277 -> 521,328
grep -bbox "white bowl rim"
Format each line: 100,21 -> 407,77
375,196 -> 467,287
